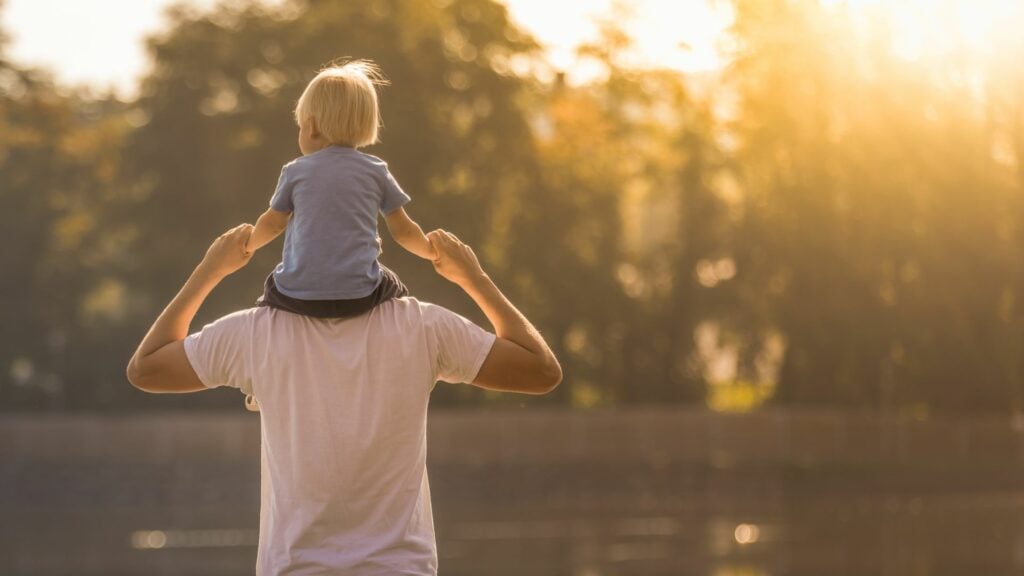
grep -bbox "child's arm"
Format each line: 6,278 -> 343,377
245,208 -> 291,254
384,207 -> 436,260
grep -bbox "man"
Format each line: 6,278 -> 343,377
126,224 -> 561,575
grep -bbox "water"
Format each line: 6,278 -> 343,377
4,460 -> 1024,575
4,410 -> 1024,575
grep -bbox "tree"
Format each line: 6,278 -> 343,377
0,37 -> 138,409
725,0 -> 1024,413
121,0 -> 548,409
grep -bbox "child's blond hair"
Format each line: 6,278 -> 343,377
294,60 -> 387,148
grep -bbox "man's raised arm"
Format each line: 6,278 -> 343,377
126,224 -> 254,393
427,230 -> 562,395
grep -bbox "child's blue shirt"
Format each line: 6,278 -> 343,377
269,145 -> 410,300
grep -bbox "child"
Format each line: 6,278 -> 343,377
242,60 -> 435,410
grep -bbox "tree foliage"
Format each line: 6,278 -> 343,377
726,0 -> 1024,413
3,0 -> 1024,414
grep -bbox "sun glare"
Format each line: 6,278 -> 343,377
823,0 -> 1021,62
502,0 -> 1021,84
499,0 -> 731,82
4,0 -> 1020,99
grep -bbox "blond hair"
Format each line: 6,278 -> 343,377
294,60 -> 388,148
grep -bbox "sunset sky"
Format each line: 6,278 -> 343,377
4,0 -> 1019,98
1,0 -> 731,96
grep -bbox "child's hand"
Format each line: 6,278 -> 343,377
243,226 -> 262,255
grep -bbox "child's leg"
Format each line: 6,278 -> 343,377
244,394 -> 260,412
255,272 -> 299,310
371,264 -> 410,302
257,273 -> 343,317
256,266 -> 409,319
319,264 -> 408,317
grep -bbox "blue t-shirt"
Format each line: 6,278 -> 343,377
269,145 -> 411,300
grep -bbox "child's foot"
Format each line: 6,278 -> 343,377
245,394 -> 261,412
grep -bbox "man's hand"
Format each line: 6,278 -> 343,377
428,229 -> 484,287
427,228 -> 562,395
200,223 -> 255,279
128,223 -> 254,394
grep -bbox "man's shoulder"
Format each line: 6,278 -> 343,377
202,306 -> 262,327
368,298 -> 482,338
372,297 -> 441,324
244,299 -> 445,328
385,298 -> 488,338
383,297 -> 465,317
203,299 -> 466,333
190,307 -> 263,341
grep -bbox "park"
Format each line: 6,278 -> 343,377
3,0 -> 1024,574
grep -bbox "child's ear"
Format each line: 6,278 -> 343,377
309,118 -> 322,139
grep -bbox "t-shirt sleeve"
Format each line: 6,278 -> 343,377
183,311 -> 254,395
379,164 -> 412,215
269,163 -> 296,213
422,303 -> 496,384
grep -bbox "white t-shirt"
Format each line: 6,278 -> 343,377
183,298 -> 496,576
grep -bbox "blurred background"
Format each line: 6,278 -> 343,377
2,0 -> 1024,574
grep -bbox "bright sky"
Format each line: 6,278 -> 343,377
0,0 -> 730,97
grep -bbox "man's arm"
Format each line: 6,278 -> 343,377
127,224 -> 254,393
245,208 -> 290,254
385,207 -> 436,260
428,230 -> 562,394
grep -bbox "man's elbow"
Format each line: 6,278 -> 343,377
528,359 -> 563,395
126,356 -> 157,393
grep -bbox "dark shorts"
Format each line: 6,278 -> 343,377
256,265 -> 409,319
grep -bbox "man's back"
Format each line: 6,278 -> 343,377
184,298 -> 494,575
128,227 -> 560,576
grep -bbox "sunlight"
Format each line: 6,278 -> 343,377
3,0 -> 732,93
499,0 -> 731,81
823,0 -> 1020,62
